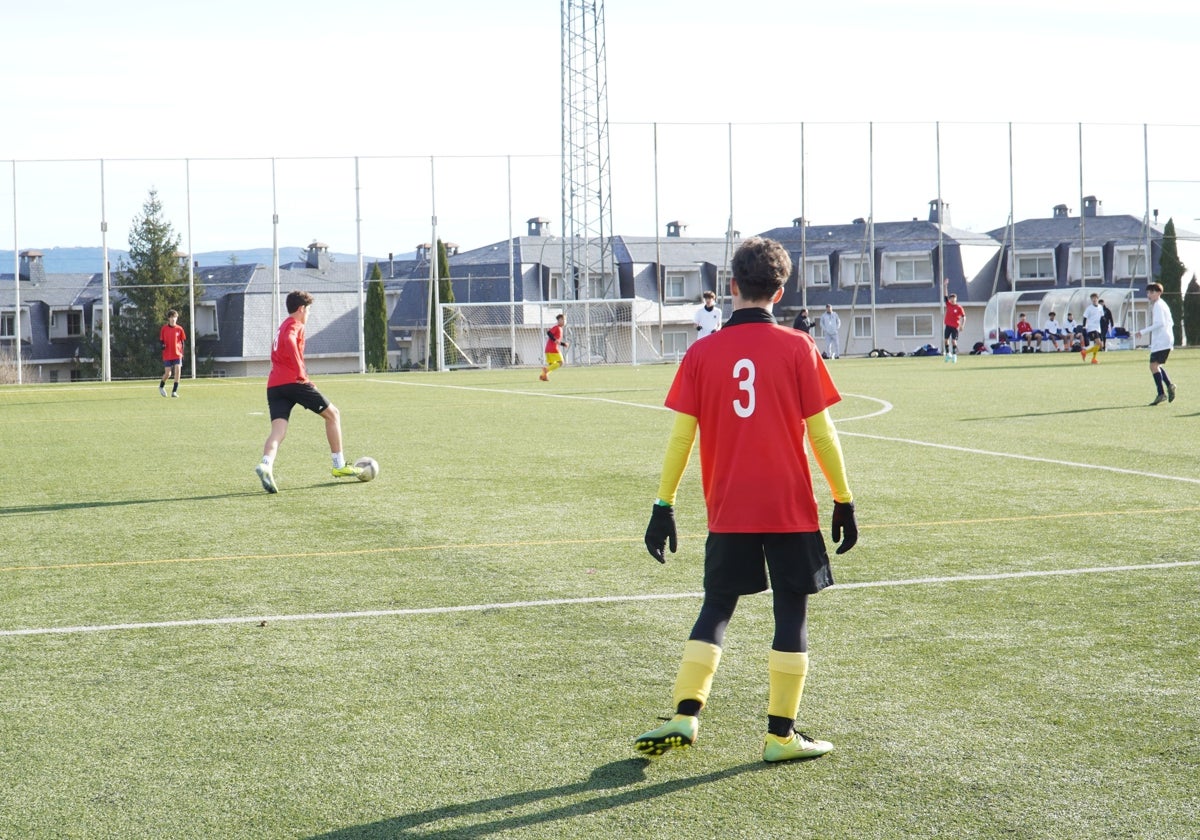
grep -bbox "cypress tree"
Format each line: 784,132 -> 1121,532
1158,218 -> 1186,345
364,264 -> 388,371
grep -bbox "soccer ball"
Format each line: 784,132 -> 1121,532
354,457 -> 379,482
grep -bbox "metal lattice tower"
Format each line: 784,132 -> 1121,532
560,0 -> 614,300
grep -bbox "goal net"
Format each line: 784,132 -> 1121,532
437,299 -> 666,369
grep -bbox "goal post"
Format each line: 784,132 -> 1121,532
437,298 -> 667,369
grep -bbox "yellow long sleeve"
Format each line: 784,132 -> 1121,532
655,412 -> 698,505
806,408 -> 852,504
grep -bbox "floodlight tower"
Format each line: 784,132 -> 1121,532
560,0 -> 614,301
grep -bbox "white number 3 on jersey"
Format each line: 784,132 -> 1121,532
732,358 -> 756,418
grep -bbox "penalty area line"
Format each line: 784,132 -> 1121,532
3,559 -> 1198,638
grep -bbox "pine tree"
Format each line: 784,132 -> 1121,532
1157,218 -> 1186,345
364,264 -> 388,371
85,189 -> 198,379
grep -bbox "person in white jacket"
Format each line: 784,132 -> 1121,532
819,304 -> 841,359
1134,282 -> 1176,405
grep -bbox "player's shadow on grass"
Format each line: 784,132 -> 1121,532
305,757 -> 773,839
0,491 -> 263,517
963,403 -> 1147,421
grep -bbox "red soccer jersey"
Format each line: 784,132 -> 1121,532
545,323 -> 563,353
944,302 -> 965,328
267,316 -> 308,387
665,310 -> 842,533
160,323 -> 186,361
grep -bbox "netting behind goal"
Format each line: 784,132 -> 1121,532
437,299 -> 666,369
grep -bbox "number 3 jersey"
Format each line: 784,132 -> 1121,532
664,307 -> 841,533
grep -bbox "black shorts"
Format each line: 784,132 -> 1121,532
162,358 -> 182,368
703,532 -> 833,597
267,382 -> 330,422
943,325 -> 959,341
1086,330 -> 1101,341
1150,349 -> 1171,365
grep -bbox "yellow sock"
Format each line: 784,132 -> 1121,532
672,640 -> 722,710
767,650 -> 809,721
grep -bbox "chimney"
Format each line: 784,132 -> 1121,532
928,199 -> 950,225
666,220 -> 687,238
1082,195 -> 1101,218
305,241 -> 331,271
416,243 -> 431,261
18,249 -> 46,285
175,250 -> 189,269
792,217 -> 807,228
852,217 -> 866,225
445,242 -> 459,257
1053,204 -> 1070,219
526,217 -> 551,236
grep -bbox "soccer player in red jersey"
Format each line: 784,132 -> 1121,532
539,313 -> 569,381
943,278 -> 965,363
637,236 -> 857,763
254,290 -> 361,494
157,310 -> 187,398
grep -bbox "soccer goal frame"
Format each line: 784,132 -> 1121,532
436,298 -> 667,370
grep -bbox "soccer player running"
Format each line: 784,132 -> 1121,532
1081,293 -> 1105,364
254,290 -> 361,494
637,236 -> 858,763
943,278 -> 965,363
158,309 -> 186,398
539,313 -> 569,381
1135,282 -> 1176,405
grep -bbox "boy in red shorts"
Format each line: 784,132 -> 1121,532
638,236 -> 858,763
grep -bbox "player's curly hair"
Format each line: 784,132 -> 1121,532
731,236 -> 792,302
286,290 -> 315,313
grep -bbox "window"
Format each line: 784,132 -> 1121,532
195,302 -> 219,338
839,256 -> 872,287
885,254 -> 933,286
1016,253 -> 1055,281
664,272 -> 687,300
584,272 -> 614,300
663,330 -> 689,359
549,271 -> 567,300
1068,248 -> 1103,283
896,313 -> 934,338
49,307 -> 85,339
1125,253 -> 1146,278
806,259 -> 831,287
853,314 -> 872,339
0,309 -> 31,342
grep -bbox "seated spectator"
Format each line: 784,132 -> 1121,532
1041,312 -> 1065,351
1064,313 -> 1084,351
1015,314 -> 1040,352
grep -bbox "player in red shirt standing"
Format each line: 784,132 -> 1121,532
943,278 -> 965,363
539,313 -> 569,381
637,236 -> 858,763
254,290 -> 361,494
158,310 -> 187,398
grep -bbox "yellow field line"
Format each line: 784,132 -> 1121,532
6,505 -> 1200,574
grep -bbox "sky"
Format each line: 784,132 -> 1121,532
3,0 -> 1200,263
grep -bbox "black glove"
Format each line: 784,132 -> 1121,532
831,501 -> 858,555
644,504 -> 677,563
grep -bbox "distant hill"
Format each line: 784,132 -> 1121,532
1,246 -> 411,275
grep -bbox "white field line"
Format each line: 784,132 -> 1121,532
839,430 -> 1200,486
374,377 -> 1200,485
3,559 -> 1198,638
